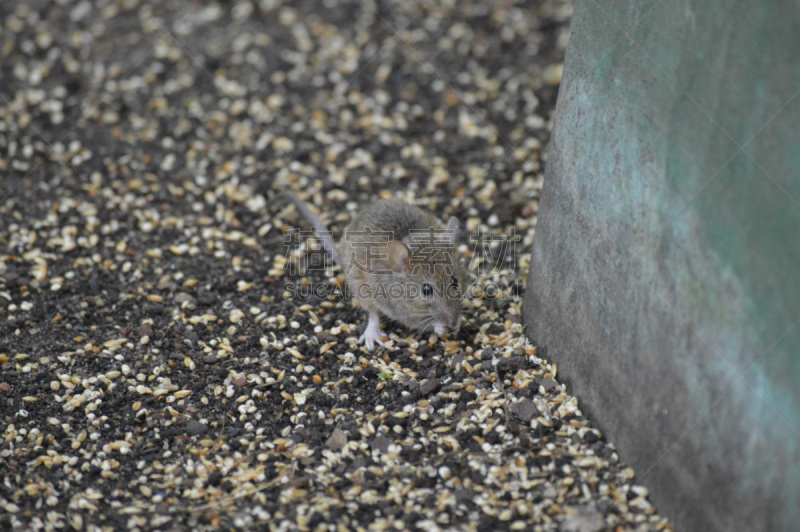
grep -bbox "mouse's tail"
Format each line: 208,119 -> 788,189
274,191 -> 341,267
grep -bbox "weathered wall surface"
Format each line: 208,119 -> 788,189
524,1 -> 800,530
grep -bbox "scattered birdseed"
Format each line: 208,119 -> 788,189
0,1 -> 670,531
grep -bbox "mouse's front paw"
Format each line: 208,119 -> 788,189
359,328 -> 385,351
359,312 -> 385,351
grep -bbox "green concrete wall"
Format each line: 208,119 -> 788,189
523,0 -> 800,530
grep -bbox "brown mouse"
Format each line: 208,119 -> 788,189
277,192 -> 464,350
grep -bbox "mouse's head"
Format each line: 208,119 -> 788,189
384,216 -> 464,336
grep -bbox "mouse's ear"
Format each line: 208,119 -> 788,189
386,240 -> 410,273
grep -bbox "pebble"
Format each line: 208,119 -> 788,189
326,428 -> 347,452
138,323 -> 154,338
510,399 -> 539,423
538,376 -> 559,393
371,434 -> 393,454
496,356 -> 529,373
186,420 -> 209,437
419,377 -> 444,397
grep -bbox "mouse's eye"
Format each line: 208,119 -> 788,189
450,276 -> 458,287
422,283 -> 434,297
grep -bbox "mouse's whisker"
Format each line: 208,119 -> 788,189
416,315 -> 437,332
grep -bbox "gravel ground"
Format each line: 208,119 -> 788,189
1,1 -> 671,530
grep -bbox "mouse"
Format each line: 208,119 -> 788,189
277,191 -> 464,350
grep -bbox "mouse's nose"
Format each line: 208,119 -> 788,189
439,311 -> 459,333
450,315 -> 460,333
